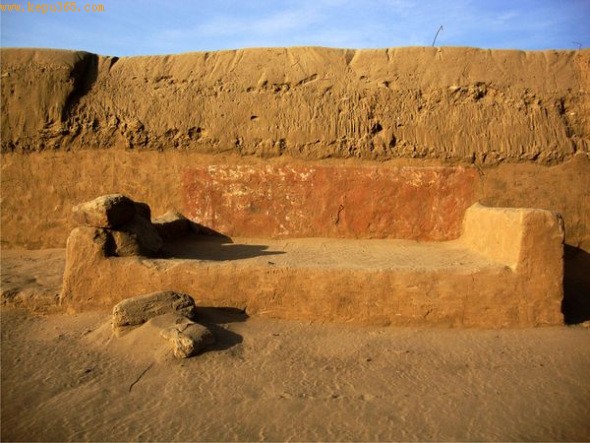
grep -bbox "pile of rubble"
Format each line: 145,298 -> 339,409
71,193 -> 191,257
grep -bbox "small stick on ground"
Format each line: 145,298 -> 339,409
128,363 -> 154,393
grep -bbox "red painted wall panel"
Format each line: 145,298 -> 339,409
183,165 -> 478,240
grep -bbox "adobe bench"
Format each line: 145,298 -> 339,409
60,164 -> 564,327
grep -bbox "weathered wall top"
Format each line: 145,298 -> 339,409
1,47 -> 588,164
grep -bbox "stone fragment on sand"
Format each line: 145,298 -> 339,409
72,194 -> 136,228
112,291 -> 198,329
160,322 -> 215,358
153,210 -> 191,241
112,214 -> 163,257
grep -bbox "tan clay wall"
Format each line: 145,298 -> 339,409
1,47 -> 589,163
1,151 -> 588,251
0,47 -> 589,252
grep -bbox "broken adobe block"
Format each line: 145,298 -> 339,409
72,194 -> 136,229
112,290 -> 198,330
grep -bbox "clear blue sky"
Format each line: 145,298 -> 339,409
1,0 -> 589,56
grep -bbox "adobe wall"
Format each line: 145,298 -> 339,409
1,47 -> 589,251
1,151 -> 588,252
2,47 -> 589,161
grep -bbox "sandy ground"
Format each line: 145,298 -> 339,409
2,249 -> 590,441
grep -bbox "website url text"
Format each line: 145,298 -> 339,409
0,2 -> 105,13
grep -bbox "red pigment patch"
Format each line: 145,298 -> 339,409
182,165 -> 478,240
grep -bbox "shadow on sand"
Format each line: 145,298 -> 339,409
194,306 -> 249,352
162,234 -> 286,262
562,245 -> 590,325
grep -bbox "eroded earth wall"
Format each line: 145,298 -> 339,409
2,47 -> 589,161
1,47 -> 589,251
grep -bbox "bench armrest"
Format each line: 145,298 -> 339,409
460,203 -> 564,272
